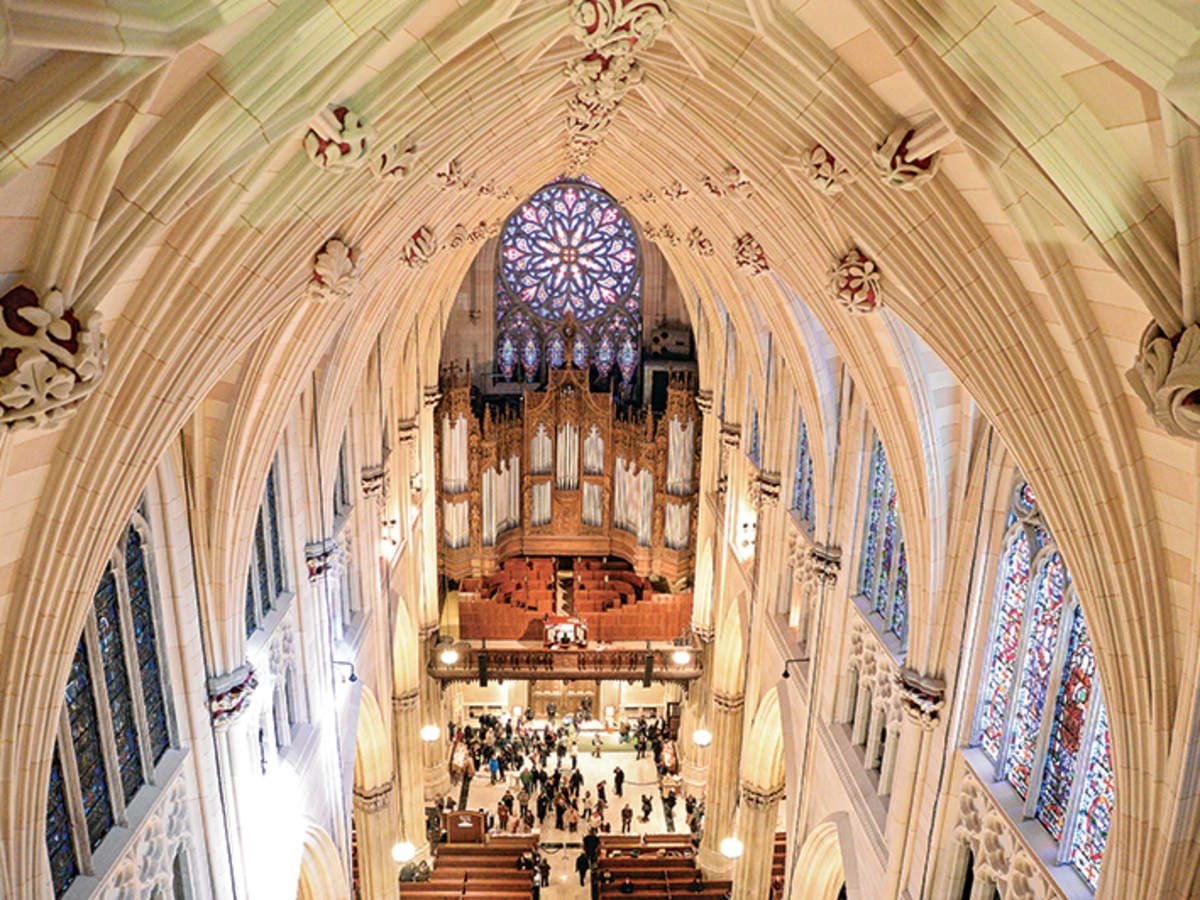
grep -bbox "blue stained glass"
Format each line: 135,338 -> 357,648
1005,553 -> 1068,797
1037,604 -> 1095,840
94,568 -> 143,803
890,538 -> 908,641
978,529 -> 1031,760
596,333 -> 615,375
748,405 -> 760,467
254,517 -> 271,613
860,440 -> 887,596
66,638 -> 113,850
793,420 -> 814,528
499,333 -> 518,380
521,333 -> 540,381
46,747 -> 78,897
875,488 -> 897,618
547,332 -> 566,368
497,180 -> 640,380
1070,702 -> 1114,888
617,336 -> 637,384
245,571 -> 257,638
267,468 -> 284,594
125,527 -> 170,763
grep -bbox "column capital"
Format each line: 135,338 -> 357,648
719,421 -> 741,448
361,463 -> 387,503
423,386 -> 442,408
695,390 -> 715,416
304,537 -> 342,581
811,543 -> 842,583
739,782 -> 784,810
396,417 -> 419,444
207,664 -> 257,730
712,691 -> 744,714
896,666 -> 945,730
755,471 -> 782,507
353,780 -> 395,812
692,624 -> 715,643
393,688 -> 421,713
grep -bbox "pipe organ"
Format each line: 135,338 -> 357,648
435,367 -> 701,583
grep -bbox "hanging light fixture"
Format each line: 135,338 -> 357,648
392,841 -> 417,863
693,728 -> 712,748
420,724 -> 440,742
671,648 -> 692,666
439,645 -> 460,665
719,836 -> 744,859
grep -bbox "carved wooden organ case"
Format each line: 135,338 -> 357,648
436,368 -> 700,583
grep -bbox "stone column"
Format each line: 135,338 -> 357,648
698,690 -> 745,876
416,386 -> 441,629
205,665 -> 259,899
883,668 -> 945,897
420,630 -> 451,801
677,636 -> 713,797
392,688 -> 430,858
353,780 -> 397,900
732,783 -> 784,900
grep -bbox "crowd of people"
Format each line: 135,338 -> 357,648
437,711 -> 707,893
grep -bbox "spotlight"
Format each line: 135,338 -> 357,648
333,660 -> 358,682
419,724 -> 440,743
693,728 -> 712,748
671,649 -> 692,666
392,841 -> 416,863
782,669 -> 790,679
719,836 -> 744,860
439,647 -> 460,665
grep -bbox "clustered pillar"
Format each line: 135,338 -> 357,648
732,783 -> 784,900
392,688 -> 429,857
352,780 -> 397,897
698,690 -> 745,875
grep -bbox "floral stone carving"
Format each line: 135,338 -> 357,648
371,140 -> 417,180
0,285 -> 107,430
831,248 -> 882,313
307,238 -> 358,303
1127,321 -> 1200,439
304,106 -> 374,170
734,233 -> 769,276
873,125 -> 940,191
402,226 -> 438,268
798,144 -> 853,196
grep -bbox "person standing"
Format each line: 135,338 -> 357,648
597,780 -> 607,807
613,766 -> 624,797
621,803 -> 633,834
575,851 -> 590,887
583,827 -> 601,865
640,794 -> 653,822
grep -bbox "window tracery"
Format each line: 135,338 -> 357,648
792,418 -> 815,531
971,478 -> 1114,890
47,507 -> 176,896
496,179 -> 641,384
245,460 -> 290,638
858,436 -> 908,646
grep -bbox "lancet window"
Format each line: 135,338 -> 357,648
792,417 -> 815,531
245,460 -> 290,638
971,478 -> 1114,890
857,435 -> 908,645
496,179 -> 641,384
46,504 -> 176,897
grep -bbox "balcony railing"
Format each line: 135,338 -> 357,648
428,645 -> 703,682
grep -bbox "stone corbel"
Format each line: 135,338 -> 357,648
353,780 -> 394,812
393,688 -> 420,714
810,544 -> 841,584
397,417 -> 419,445
897,666 -> 945,730
1127,321 -> 1200,438
304,537 -> 341,582
361,463 -> 387,503
739,782 -> 785,810
695,389 -> 714,417
0,285 -> 107,430
756,471 -> 782,507
423,386 -> 442,408
207,664 -> 257,729
712,691 -> 744,714
873,118 -> 944,190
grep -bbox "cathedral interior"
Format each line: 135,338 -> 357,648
0,1 -> 1198,898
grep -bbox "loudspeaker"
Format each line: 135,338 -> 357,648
478,652 -> 489,687
642,653 -> 654,688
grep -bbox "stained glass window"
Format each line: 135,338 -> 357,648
51,501 -> 180,888
792,419 -> 815,530
247,459 -> 290,636
94,567 -> 143,803
972,477 -> 1114,893
1070,704 -> 1114,888
497,179 -> 641,384
1037,604 -> 1094,839
747,401 -> 760,467
126,527 -> 171,762
1005,552 -> 1067,797
45,748 -> 78,897
858,435 -> 908,648
977,530 -> 1031,760
66,637 -> 113,850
